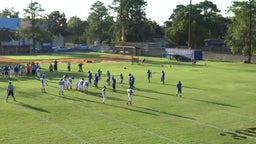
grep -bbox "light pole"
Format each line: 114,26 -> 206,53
248,0 -> 252,63
30,0 -> 36,53
188,0 -> 192,49
120,0 -> 125,43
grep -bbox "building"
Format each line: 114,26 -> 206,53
0,18 -> 64,54
203,39 -> 230,53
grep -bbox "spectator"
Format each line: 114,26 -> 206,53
54,59 -> 58,71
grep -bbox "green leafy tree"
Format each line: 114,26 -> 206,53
22,1 -> 45,53
86,1 -> 114,44
0,7 -> 19,18
225,0 -> 256,63
67,16 -> 88,43
165,5 -> 190,46
165,1 -> 228,48
142,20 -> 164,41
195,1 -> 229,39
111,0 -> 148,42
0,29 -> 15,46
47,11 -> 67,35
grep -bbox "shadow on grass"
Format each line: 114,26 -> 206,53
48,93 -> 84,102
46,91 -> 158,116
136,87 -> 176,97
141,59 -> 208,67
109,104 -> 158,116
86,91 -> 126,102
73,95 -> 158,116
185,97 -> 239,108
87,89 -> 156,101
111,89 -> 127,95
0,75 -> 36,82
15,101 -> 50,113
134,106 -> 196,121
183,86 -> 206,91
33,88 -> 157,116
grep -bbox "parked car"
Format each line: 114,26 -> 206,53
52,45 -> 60,50
79,44 -> 89,49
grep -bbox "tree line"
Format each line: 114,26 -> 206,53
0,0 -> 255,62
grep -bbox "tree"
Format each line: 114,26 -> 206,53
67,16 -> 88,43
111,0 -> 148,42
165,5 -> 190,46
86,1 -> 114,44
142,19 -> 164,41
165,1 -> 228,48
0,7 -> 19,18
0,29 -> 15,46
195,1 -> 229,39
47,11 -> 67,35
225,0 -> 256,63
22,1 -> 45,53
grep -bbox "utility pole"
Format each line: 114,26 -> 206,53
188,0 -> 192,49
30,0 -> 36,53
248,0 -> 252,63
120,0 -> 125,43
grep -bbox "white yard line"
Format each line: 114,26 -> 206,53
79,104 -> 256,141
78,105 -> 182,144
177,100 -> 256,140
36,115 -> 91,144
220,110 -> 255,120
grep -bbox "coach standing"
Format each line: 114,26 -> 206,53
54,59 -> 58,71
6,82 -> 16,102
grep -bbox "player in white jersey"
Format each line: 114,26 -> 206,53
75,78 -> 84,91
126,88 -> 133,105
40,77 -> 46,93
59,78 -> 65,95
83,81 -> 89,94
102,86 -> 107,104
67,77 -> 73,90
36,67 -> 41,78
62,74 -> 68,89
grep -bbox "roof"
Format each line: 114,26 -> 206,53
0,18 -> 21,30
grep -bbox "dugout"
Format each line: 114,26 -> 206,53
114,45 -> 141,64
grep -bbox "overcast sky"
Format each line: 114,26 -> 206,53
1,0 -> 233,25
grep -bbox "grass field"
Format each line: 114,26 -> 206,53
0,52 -> 256,144
4,52 -> 106,60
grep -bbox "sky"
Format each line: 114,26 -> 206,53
1,0 -> 234,25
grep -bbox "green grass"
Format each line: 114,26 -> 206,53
0,53 -> 256,144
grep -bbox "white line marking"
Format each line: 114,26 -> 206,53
220,110 -> 255,120
36,115 -> 91,144
175,100 -> 256,140
78,105 -> 182,144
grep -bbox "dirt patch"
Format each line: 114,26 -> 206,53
0,55 -> 132,64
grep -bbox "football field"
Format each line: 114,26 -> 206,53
0,52 -> 255,144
